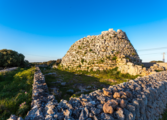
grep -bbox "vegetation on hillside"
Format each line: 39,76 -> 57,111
30,59 -> 61,67
150,60 -> 164,63
0,49 -> 29,68
0,67 -> 35,120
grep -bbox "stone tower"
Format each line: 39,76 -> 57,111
61,29 -> 141,71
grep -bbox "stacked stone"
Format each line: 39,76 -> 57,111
61,29 -> 141,71
8,67 -> 167,120
8,66 -> 58,120
117,61 -> 157,76
42,71 -> 167,120
150,63 -> 167,71
0,67 -> 18,73
24,66 -> 51,120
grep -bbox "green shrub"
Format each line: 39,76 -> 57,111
98,59 -> 104,64
112,56 -> 117,61
132,52 -> 136,56
84,51 -> 87,55
77,65 -> 81,68
0,49 -> 29,68
116,51 -> 120,54
81,59 -> 85,64
106,55 -> 111,59
89,49 -> 92,52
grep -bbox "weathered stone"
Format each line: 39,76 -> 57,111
113,92 -> 121,98
54,112 -> 64,120
116,108 -> 125,120
90,107 -> 101,115
63,109 -> 72,117
124,109 -> 134,120
109,99 -> 118,108
125,91 -> 132,98
47,108 -> 54,115
89,113 -> 94,118
79,109 -> 88,120
103,89 -> 112,96
7,115 -> 18,120
103,102 -> 114,114
93,115 -> 98,120
101,113 -> 115,120
120,99 -> 126,108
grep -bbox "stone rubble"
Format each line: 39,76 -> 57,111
8,66 -> 167,120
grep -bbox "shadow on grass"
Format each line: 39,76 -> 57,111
40,67 -> 139,102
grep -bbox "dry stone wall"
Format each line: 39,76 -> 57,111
117,58 -> 156,76
8,67 -> 167,120
150,63 -> 167,71
61,29 -> 142,72
0,67 -> 18,73
117,60 -> 167,76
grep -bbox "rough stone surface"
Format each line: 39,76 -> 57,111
113,92 -> 121,99
103,102 -> 114,114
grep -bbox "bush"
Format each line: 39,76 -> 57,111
112,56 -> 117,61
47,60 -> 56,66
81,59 -> 85,64
132,52 -> 136,56
0,49 -> 29,68
89,49 -> 92,52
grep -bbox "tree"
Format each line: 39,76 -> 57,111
0,49 -> 29,68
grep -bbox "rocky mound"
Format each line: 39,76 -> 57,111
61,29 -> 141,71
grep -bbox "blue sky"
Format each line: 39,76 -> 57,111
0,0 -> 167,62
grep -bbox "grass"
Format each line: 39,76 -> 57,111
0,67 -> 35,120
40,67 -> 139,102
155,70 -> 164,72
97,59 -> 104,64
160,105 -> 167,120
